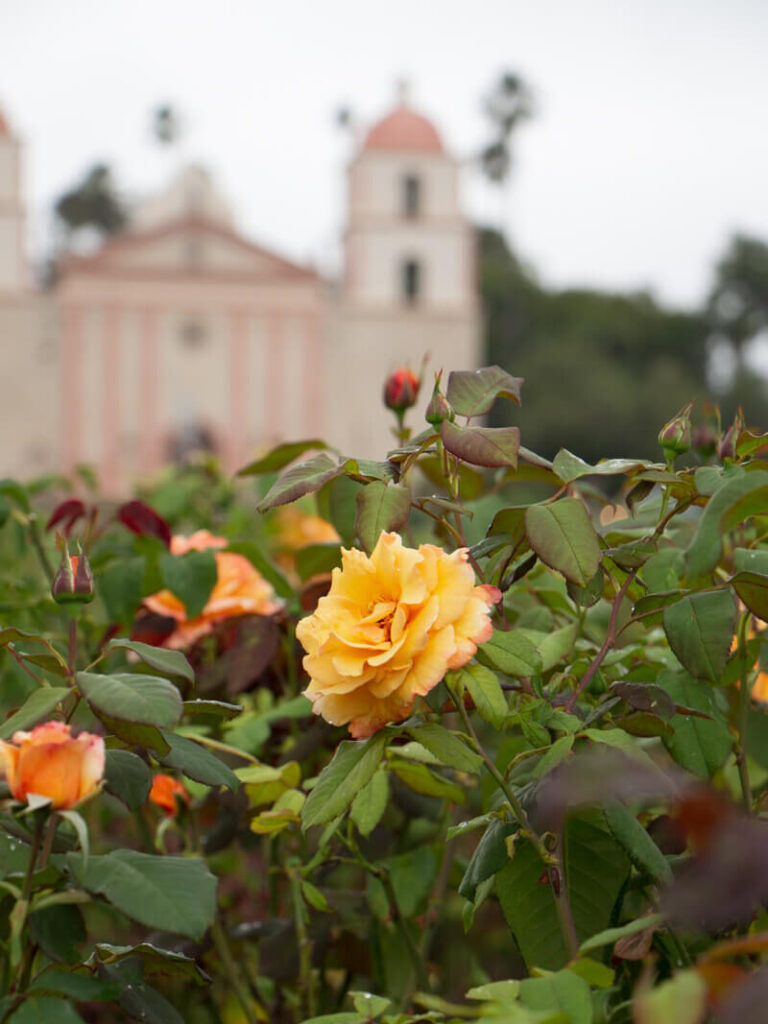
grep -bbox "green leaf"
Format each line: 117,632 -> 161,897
238,439 -> 330,475
390,761 -> 465,803
533,735 -> 574,780
441,420 -> 520,468
76,672 -> 183,730
97,717 -> 170,756
298,1015 -> 363,1024
659,671 -> 733,777
459,820 -> 517,901
733,547 -> 768,574
257,454 -> 348,512
405,721 -> 483,774
475,629 -> 542,677
355,482 -> 411,554
446,365 -> 523,417
103,750 -> 153,810
182,699 -> 243,719
86,942 -> 210,984
7,997 -> 85,1023
302,734 -> 388,829
302,880 -> 332,912
603,803 -> 673,884
525,499 -> 601,587
521,624 -> 578,672
519,969 -> 593,1024
578,913 -> 664,955
67,850 -> 217,940
662,590 -> 737,682
98,556 -> 145,624
448,663 -> 508,729
567,567 -> 604,608
350,768 -> 389,837
731,571 -> 768,622
466,980 -> 521,1003
28,904 -> 85,964
634,970 -> 707,1024
28,967 -> 121,1002
351,992 -> 391,1018
159,732 -> 239,790
159,550 -> 217,619
642,548 -> 686,593
685,470 -> 768,576
496,815 -> 630,970
105,640 -> 194,684
552,450 -> 660,484
0,688 -> 71,741
295,543 -> 342,582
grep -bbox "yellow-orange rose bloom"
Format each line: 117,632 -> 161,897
144,531 -> 282,649
0,721 -> 105,809
149,773 -> 189,816
296,532 -> 500,738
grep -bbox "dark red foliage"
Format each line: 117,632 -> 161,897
46,498 -> 86,536
117,500 -> 172,548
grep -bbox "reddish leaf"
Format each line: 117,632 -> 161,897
118,501 -> 172,548
46,499 -> 86,536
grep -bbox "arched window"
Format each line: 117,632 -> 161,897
402,175 -> 421,218
402,259 -> 421,303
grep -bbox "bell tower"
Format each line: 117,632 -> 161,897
333,85 -> 480,457
0,107 -> 25,292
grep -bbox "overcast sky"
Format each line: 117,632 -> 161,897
3,0 -> 768,309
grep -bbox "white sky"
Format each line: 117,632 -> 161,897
2,0 -> 768,309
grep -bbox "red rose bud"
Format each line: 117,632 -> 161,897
658,402 -> 693,459
718,407 -> 745,460
425,373 -> 454,427
52,548 -> 95,605
692,424 -> 719,460
384,368 -> 420,414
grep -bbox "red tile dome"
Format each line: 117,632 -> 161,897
363,104 -> 444,154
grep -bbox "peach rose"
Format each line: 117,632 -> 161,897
0,721 -> 105,809
149,773 -> 189,816
296,532 -> 499,738
145,531 -> 282,649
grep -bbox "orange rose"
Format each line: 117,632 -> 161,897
730,626 -> 768,702
149,773 -> 189,816
296,532 -> 499,738
144,531 -> 282,649
0,721 -> 105,809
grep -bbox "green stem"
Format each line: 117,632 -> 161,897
288,866 -> 316,1021
15,816 -> 45,992
211,917 -> 261,1024
456,698 -> 579,960
28,517 -> 54,584
67,618 -> 77,680
737,612 -> 752,813
379,867 -> 429,1000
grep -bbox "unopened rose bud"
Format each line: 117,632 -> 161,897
658,402 -> 693,460
718,407 -> 745,460
425,373 -> 453,427
692,424 -> 719,460
52,547 -> 95,605
383,367 -> 420,415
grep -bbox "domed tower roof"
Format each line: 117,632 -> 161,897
363,102 -> 444,154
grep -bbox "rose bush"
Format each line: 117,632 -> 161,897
0,367 -> 765,1024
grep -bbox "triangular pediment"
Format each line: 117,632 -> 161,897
62,216 -> 316,283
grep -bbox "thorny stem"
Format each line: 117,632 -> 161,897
564,569 -> 639,714
455,698 -> 579,960
737,612 -> 752,813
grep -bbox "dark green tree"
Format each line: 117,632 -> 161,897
55,163 -> 127,238
707,233 -> 768,364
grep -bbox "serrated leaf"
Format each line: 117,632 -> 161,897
67,850 -> 217,940
552,450 -> 661,484
577,913 -> 665,955
446,365 -> 523,417
238,439 -> 330,475
449,663 -> 508,729
105,640 -> 194,684
159,732 -> 239,789
525,499 -> 601,587
103,750 -> 153,810
519,969 -> 592,1024
350,768 -> 389,837
476,629 -> 542,677
390,761 -> 465,803
0,688 -> 71,740
685,470 -> 768,576
355,482 -> 411,554
662,590 -> 737,682
302,734 -> 388,829
603,803 -> 673,884
533,735 -> 574,780
257,454 -> 349,512
405,721 -> 483,774
731,571 -> 768,622
441,420 -> 520,468
76,672 -> 182,730
659,671 -> 733,777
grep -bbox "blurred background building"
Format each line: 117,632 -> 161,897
0,92 -> 479,491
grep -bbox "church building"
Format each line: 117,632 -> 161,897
0,91 -> 480,491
